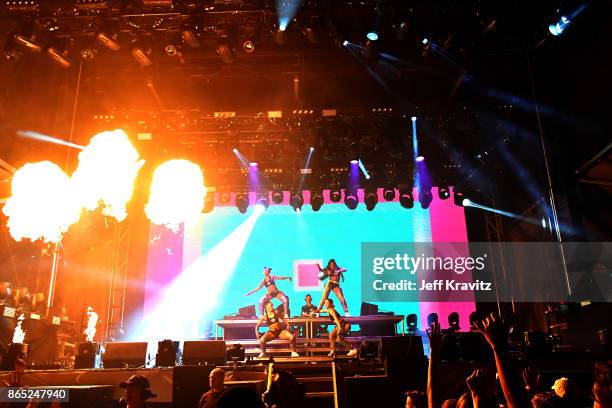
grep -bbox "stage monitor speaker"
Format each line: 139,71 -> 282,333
239,305 -> 257,317
183,340 -> 226,366
102,341 -> 147,369
74,342 -> 99,369
343,375 -> 402,408
173,365 -> 215,408
360,311 -> 396,336
380,336 -> 426,390
156,339 -> 178,367
360,302 -> 379,316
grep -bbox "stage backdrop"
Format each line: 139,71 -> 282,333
134,188 -> 474,340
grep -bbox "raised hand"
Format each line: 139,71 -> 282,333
474,312 -> 507,351
466,369 -> 487,396
522,367 -> 541,393
426,320 -> 442,352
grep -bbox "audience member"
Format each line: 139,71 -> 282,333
118,374 -> 156,408
198,367 -> 226,408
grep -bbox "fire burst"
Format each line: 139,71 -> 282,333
71,129 -> 144,222
145,159 -> 207,231
84,306 -> 99,342
2,161 -> 81,243
12,314 -> 26,344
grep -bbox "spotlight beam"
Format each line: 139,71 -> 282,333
17,130 -> 84,150
358,159 -> 370,180
463,199 -> 548,228
297,147 -> 314,192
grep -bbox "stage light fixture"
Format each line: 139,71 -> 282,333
235,193 -> 248,214
415,156 -> 425,162
364,190 -> 377,211
243,40 -> 255,53
399,189 -> 414,209
419,189 -> 433,209
164,43 -> 179,56
310,192 -> 323,211
549,16 -> 570,36
181,24 -> 200,48
448,312 -> 460,333
216,38 -> 235,64
96,31 -> 120,51
257,194 -> 269,209
219,192 -> 231,204
406,314 -> 418,335
342,40 -> 349,47
271,191 -> 283,204
131,40 -> 152,66
453,189 -> 465,207
80,48 -> 97,60
366,31 -> 379,41
438,186 -> 450,200
47,46 -> 71,68
344,190 -> 358,210
290,192 -> 303,212
462,198 -> 471,207
13,34 -> 41,52
383,186 -> 396,201
329,189 -> 342,203
203,195 -> 214,213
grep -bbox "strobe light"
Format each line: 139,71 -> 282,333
364,190 -> 378,211
399,189 -> 414,209
344,190 -> 358,210
310,191 -> 323,211
271,190 -> 283,204
419,189 -> 433,209
235,193 -> 248,213
438,186 -> 450,200
290,192 -> 303,212
383,186 -> 396,201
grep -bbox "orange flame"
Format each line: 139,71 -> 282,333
145,159 -> 207,231
2,161 -> 81,243
12,314 -> 26,344
84,306 -> 98,342
71,129 -> 144,222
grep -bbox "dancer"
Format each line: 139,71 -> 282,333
255,301 -> 299,358
317,259 -> 349,315
246,266 -> 292,317
324,298 -> 357,357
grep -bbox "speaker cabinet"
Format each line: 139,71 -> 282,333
173,365 -> 216,407
183,340 -> 226,366
380,336 -> 426,390
102,341 -> 147,369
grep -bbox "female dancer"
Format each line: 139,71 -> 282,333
247,266 -> 292,317
317,259 -> 349,315
324,298 -> 357,357
255,301 -> 299,358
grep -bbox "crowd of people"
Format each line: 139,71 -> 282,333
1,312 -> 610,408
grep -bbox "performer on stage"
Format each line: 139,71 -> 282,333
317,259 -> 349,315
246,266 -> 292,317
324,298 -> 357,357
255,301 -> 299,358
301,294 -> 316,316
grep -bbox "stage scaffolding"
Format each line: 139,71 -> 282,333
104,220 -> 130,342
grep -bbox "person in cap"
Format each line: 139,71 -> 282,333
198,367 -> 226,408
119,374 -> 156,408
